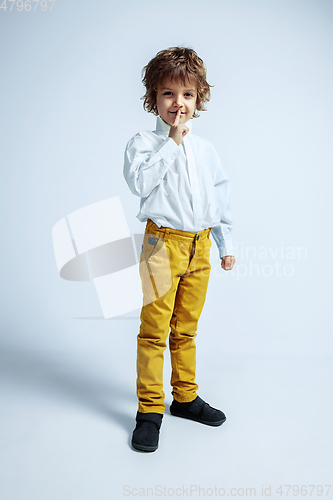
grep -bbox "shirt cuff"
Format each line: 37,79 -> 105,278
155,137 -> 180,163
219,242 -> 235,259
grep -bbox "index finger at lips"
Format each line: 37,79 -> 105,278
173,109 -> 181,126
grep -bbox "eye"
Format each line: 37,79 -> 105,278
163,91 -> 172,96
185,93 -> 194,97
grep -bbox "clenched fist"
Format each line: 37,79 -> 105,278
221,255 -> 236,271
169,109 -> 189,145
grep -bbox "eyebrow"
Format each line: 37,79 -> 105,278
161,87 -> 197,92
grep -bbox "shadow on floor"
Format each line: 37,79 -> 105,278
0,348 -> 135,434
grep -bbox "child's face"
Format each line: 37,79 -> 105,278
155,78 -> 197,126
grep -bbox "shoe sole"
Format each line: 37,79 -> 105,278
131,441 -> 158,452
170,409 -> 227,427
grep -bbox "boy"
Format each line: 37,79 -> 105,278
123,47 -> 235,452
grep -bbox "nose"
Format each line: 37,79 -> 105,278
173,94 -> 183,108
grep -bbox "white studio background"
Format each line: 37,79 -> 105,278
1,0 -> 333,499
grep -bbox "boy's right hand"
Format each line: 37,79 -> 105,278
168,110 -> 189,145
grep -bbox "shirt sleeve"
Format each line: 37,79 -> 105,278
209,144 -> 235,259
123,132 -> 180,198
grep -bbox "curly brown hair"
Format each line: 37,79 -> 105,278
142,47 -> 212,118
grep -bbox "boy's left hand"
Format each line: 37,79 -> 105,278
221,255 -> 235,271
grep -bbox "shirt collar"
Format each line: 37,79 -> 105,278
156,115 -> 192,136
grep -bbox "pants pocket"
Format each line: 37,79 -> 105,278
142,233 -> 164,262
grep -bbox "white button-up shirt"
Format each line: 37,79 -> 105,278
123,116 -> 234,259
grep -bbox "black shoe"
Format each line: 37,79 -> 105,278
170,396 -> 226,426
131,412 -> 163,452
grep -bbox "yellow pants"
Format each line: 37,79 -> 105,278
137,218 -> 212,414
